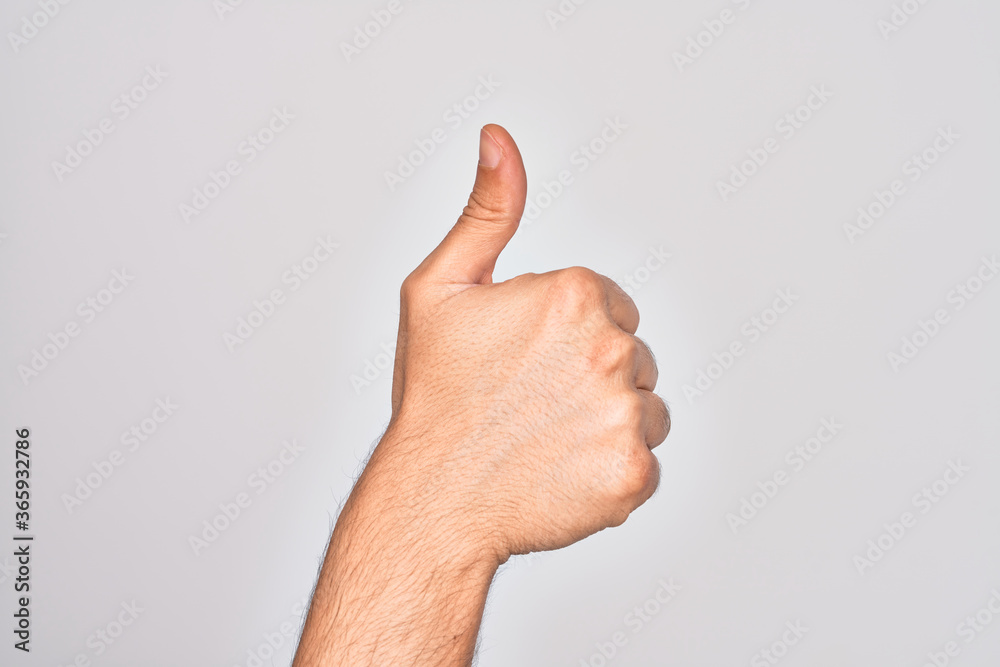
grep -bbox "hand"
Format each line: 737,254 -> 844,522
293,125 -> 670,667
379,123 -> 670,562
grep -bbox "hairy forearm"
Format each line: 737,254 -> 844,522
293,430 -> 501,666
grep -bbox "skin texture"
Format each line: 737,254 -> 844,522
293,125 -> 670,666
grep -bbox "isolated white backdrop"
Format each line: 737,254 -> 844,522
2,1 -> 999,665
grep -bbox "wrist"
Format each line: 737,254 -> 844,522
296,438 -> 498,666
304,434 -> 501,665
345,421 -> 506,571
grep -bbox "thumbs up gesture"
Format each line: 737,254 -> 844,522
375,124 -> 670,559
294,125 -> 670,667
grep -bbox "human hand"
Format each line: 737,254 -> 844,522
294,125 -> 671,667
371,124 -> 671,563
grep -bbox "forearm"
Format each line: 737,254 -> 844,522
293,431 -> 500,667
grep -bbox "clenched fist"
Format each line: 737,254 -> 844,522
294,125 -> 670,667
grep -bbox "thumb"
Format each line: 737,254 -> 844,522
422,124 -> 527,285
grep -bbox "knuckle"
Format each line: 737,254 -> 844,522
600,333 -> 636,371
399,270 -> 428,304
607,446 -> 659,512
550,266 -> 602,311
607,392 -> 644,429
505,271 -> 538,289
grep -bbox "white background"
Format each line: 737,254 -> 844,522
2,1 -> 999,665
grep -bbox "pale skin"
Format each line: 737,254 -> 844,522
292,124 -> 670,666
